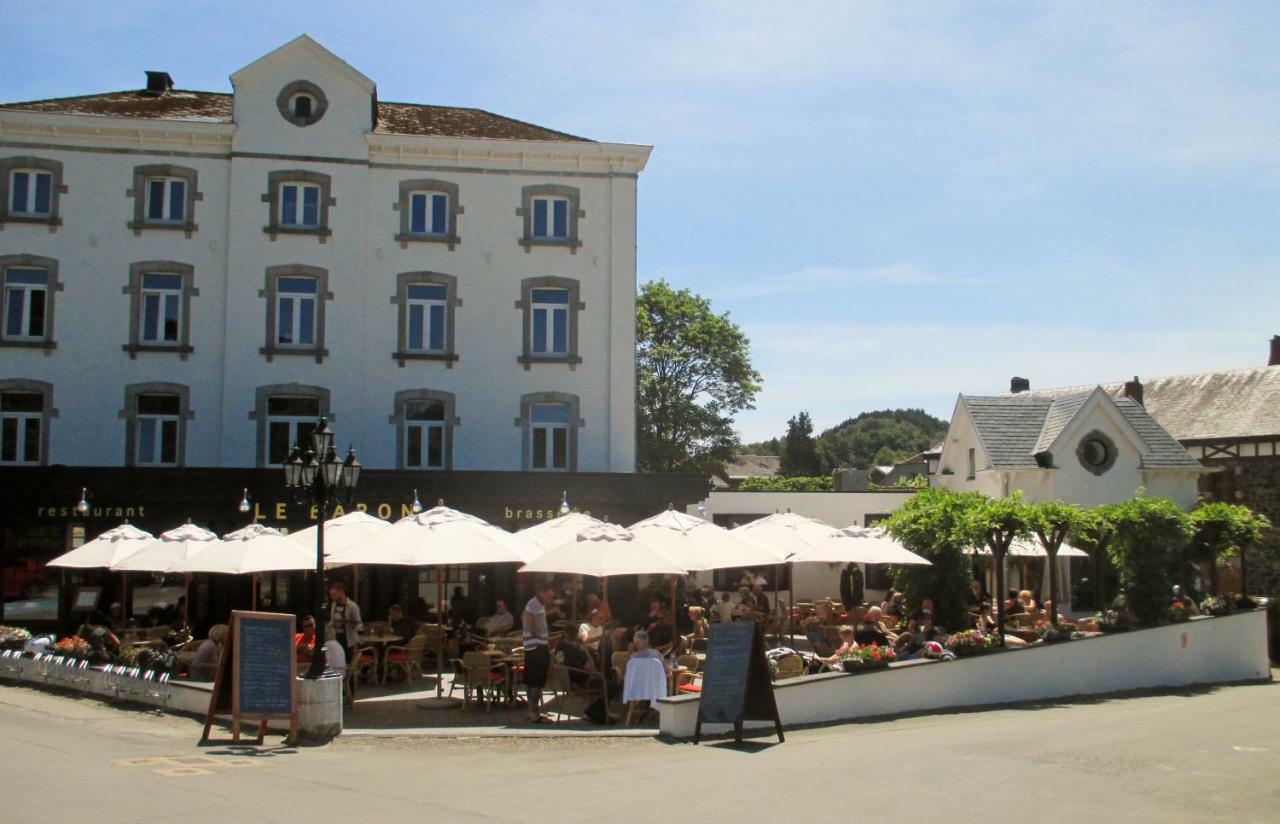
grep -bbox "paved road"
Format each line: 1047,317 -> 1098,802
2,678 -> 1278,823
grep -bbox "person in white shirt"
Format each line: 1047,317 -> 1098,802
577,609 -> 605,651
711,592 -> 735,624
476,600 -> 515,637
522,582 -> 555,723
322,638 -> 347,673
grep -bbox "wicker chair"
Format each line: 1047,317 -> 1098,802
774,654 -> 805,681
611,651 -> 630,684
382,632 -> 427,685
546,663 -> 602,724
460,651 -> 507,711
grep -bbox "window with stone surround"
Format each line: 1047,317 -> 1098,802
515,392 -> 582,472
122,261 -> 198,359
0,254 -> 61,351
394,179 -> 462,250
515,276 -> 583,369
126,164 -> 201,236
120,382 -> 193,467
259,265 -> 332,362
390,271 -> 461,367
262,170 -> 335,241
517,184 -> 584,253
250,384 -> 331,468
0,379 -> 56,465
0,157 -> 67,230
390,389 -> 459,470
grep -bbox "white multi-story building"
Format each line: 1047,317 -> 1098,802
0,35 -> 648,474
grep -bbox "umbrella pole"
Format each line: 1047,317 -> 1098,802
773,563 -> 780,647
183,575 -> 190,627
789,561 -> 795,647
418,564 -> 463,710
669,575 -> 677,655
252,573 -> 259,611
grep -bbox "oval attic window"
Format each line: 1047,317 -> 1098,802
1075,429 -> 1118,476
1081,438 -> 1109,468
292,94 -> 313,119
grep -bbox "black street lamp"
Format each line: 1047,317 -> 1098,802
282,417 -> 361,680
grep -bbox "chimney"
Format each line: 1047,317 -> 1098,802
1010,376 -> 1030,394
1123,375 -> 1143,406
1270,335 -> 1280,367
143,71 -> 174,96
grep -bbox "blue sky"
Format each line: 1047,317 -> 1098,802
5,2 -> 1278,441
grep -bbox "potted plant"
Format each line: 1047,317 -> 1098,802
1167,600 -> 1192,623
0,625 -> 31,651
944,629 -> 998,657
50,636 -> 92,660
838,643 -> 896,673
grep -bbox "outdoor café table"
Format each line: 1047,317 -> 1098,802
356,632 -> 402,673
482,649 -> 525,706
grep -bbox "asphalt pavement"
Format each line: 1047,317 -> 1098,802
2,676 -> 1278,823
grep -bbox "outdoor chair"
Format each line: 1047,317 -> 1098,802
611,651 -> 630,684
419,624 -> 448,671
460,651 -> 507,711
546,663 -> 603,724
447,658 -> 467,701
352,646 -> 378,686
382,632 -> 427,685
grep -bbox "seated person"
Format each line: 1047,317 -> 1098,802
818,625 -> 858,668
475,599 -> 514,637
912,596 -> 937,623
683,606 -> 708,644
854,606 -> 893,647
584,592 -> 612,623
78,612 -> 121,657
295,615 -> 318,664
882,591 -> 905,621
628,630 -> 671,676
751,584 -> 771,613
1018,590 -> 1038,613
578,609 -> 605,651
967,579 -> 983,609
387,604 -> 417,640
322,638 -> 347,673
189,624 -> 227,681
733,587 -> 758,618
554,639 -> 609,690
711,592 -> 735,624
1004,589 -> 1025,616
641,600 -> 675,654
449,586 -> 470,626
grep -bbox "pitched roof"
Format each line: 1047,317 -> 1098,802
724,454 -> 781,479
0,89 -> 592,142
961,390 -> 1201,471
1020,366 -> 1280,441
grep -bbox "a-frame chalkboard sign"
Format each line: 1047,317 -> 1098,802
201,610 -> 297,745
694,621 -> 784,745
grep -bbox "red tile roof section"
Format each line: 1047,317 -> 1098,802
0,89 -> 592,143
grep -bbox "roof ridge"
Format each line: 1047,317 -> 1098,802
0,88 -> 231,108
1018,363 -> 1280,396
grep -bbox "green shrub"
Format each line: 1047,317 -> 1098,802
736,475 -> 834,492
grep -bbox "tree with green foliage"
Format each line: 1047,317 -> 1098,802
814,409 -> 948,472
737,475 -> 833,492
779,411 -> 821,477
1189,502 -> 1271,596
961,492 -> 1034,642
1106,496 -> 1193,627
1027,501 -> 1087,626
1072,505 -> 1118,610
636,280 -> 761,477
884,488 -> 981,631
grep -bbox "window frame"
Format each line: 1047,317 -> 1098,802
394,178 -> 462,250
122,261 -> 198,359
390,271 -> 461,367
276,80 -> 329,127
119,382 -> 193,468
262,170 -> 334,241
0,255 -> 61,351
0,379 -> 56,466
390,389 -> 459,471
515,392 -> 582,472
517,184 -> 583,253
967,448 -> 976,480
251,383 -> 331,468
127,164 -> 201,236
259,265 -> 332,362
515,276 -> 584,369
0,157 -> 66,230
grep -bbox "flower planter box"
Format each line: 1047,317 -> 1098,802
841,660 -> 891,674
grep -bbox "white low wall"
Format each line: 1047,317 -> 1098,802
659,609 -> 1272,739
0,656 -> 342,742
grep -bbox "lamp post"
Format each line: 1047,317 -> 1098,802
282,417 -> 361,679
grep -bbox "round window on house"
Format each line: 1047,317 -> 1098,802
292,94 -> 313,119
276,81 -> 327,126
1075,430 -> 1117,476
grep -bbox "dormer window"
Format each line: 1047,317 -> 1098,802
292,94 -> 313,119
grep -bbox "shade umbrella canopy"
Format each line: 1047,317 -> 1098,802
111,522 -> 221,572
966,539 -> 1089,558
627,509 -> 785,571
169,523 -> 319,575
787,526 -> 932,566
520,523 -> 687,577
517,512 -> 610,559
324,505 -> 537,566
731,511 -> 857,559
48,523 -> 154,569
286,510 -> 391,560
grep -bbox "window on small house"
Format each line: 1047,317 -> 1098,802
275,277 -> 317,347
134,394 -> 180,466
530,288 -> 569,356
409,191 -> 449,237
529,402 -> 571,471
3,267 -> 48,342
967,448 -> 976,480
139,273 -> 183,345
145,177 -> 187,224
292,94 -> 313,119
404,400 -> 446,470
406,283 -> 447,353
531,195 -> 570,240
0,391 -> 43,465
279,182 -> 321,229
265,396 -> 321,466
9,169 -> 52,217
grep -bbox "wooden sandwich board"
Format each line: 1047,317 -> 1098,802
694,620 -> 784,745
201,610 -> 297,745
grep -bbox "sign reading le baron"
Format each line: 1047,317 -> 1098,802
37,500 -> 573,524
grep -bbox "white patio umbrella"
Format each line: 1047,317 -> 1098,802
965,539 -> 1089,558
286,510 -> 391,560
111,522 -> 220,572
786,526 -> 932,566
627,509 -> 785,572
47,522 -> 153,569
518,511 -> 610,622
167,523 -> 323,612
326,504 -> 539,706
